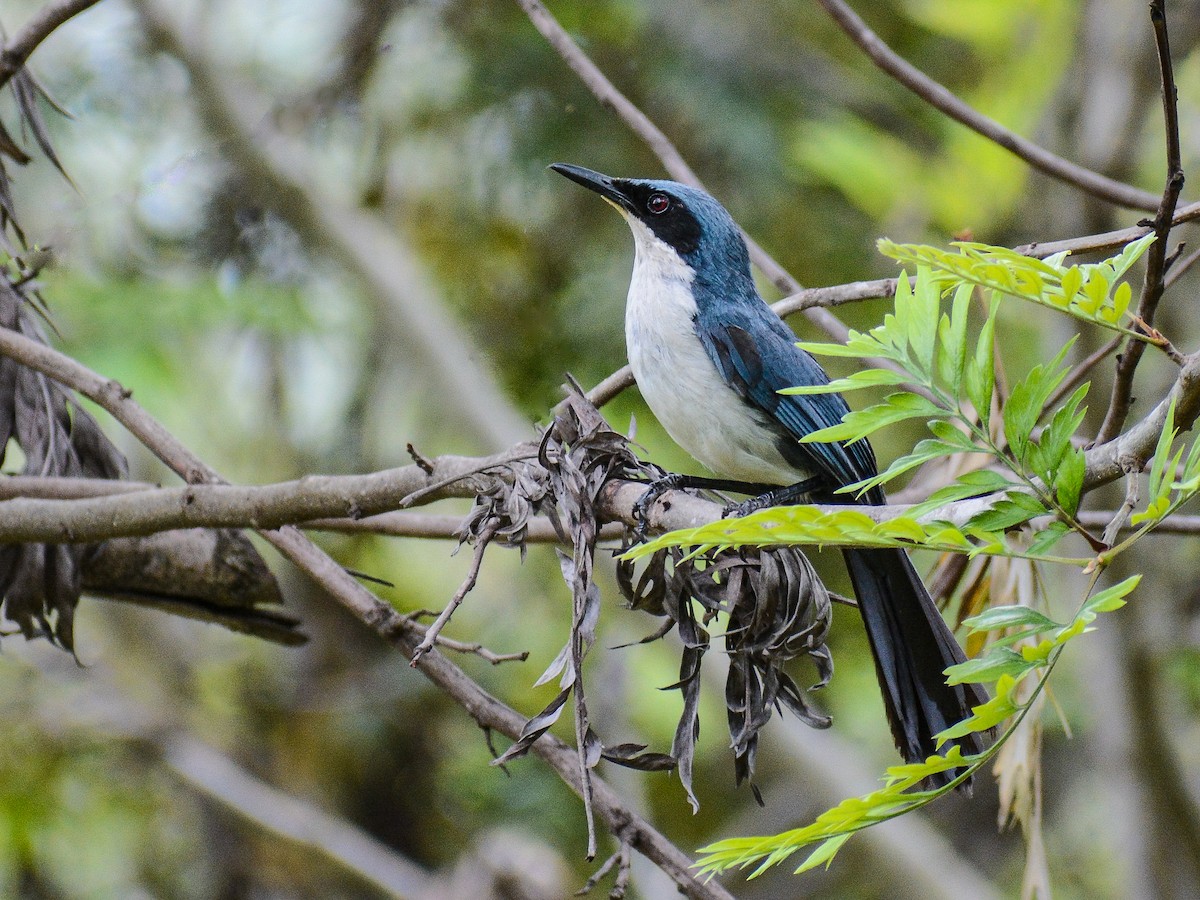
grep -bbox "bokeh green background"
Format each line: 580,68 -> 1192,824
2,0 -> 1199,897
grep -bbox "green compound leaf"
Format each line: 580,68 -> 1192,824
877,234 -> 1156,338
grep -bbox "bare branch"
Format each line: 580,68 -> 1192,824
0,0 -> 104,89
815,0 -> 1163,211
409,521 -> 499,665
0,299 -> 729,900
1014,199 -> 1200,258
1096,0 -> 1186,443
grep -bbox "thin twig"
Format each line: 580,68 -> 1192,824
430,635 -> 529,666
1014,200 -> 1200,258
577,836 -> 632,898
815,0 -> 1162,212
1043,335 -> 1122,413
398,448 -> 537,507
1096,0 -> 1185,444
1164,243 -> 1200,288
1102,464 -> 1141,547
409,522 -> 499,665
0,0 -> 104,89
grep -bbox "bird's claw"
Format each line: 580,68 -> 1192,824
631,474 -> 684,542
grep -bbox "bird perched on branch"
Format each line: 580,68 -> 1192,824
551,163 -> 989,784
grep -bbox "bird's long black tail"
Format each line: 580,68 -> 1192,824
842,547 -> 990,787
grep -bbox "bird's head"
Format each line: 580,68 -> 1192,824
550,163 -> 753,287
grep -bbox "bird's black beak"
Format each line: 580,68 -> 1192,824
550,163 -> 633,212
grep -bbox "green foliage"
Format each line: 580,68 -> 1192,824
877,234 -> 1156,338
1103,399 -> 1200,563
695,574 -> 1142,878
633,235 -> 1200,883
628,501 -> 1083,566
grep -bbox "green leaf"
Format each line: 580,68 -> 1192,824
945,648 -> 1039,685
842,437 -> 970,497
1080,574 -> 1141,616
1053,448 -> 1086,517
1038,383 -> 1089,471
801,392 -> 946,444
936,689 -> 1016,747
905,469 -> 1016,518
881,236 -> 1155,337
964,295 -> 998,424
1109,232 -> 1157,281
781,368 -> 912,395
1002,337 -> 1076,462
963,605 -> 1060,633
1027,520 -> 1070,555
928,419 -> 981,451
794,833 -> 852,874
907,267 -> 939,378
965,493 -> 1049,532
1146,398 -> 1179,502
935,283 -> 972,392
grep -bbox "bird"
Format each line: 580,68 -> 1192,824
550,162 -> 990,784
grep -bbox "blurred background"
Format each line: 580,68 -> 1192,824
1,0 -> 1200,896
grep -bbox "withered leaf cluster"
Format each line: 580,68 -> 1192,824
458,385 -> 835,811
0,66 -> 296,649
617,542 -> 833,808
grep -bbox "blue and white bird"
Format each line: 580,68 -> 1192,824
551,163 -> 989,780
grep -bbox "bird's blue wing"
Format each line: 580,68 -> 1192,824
697,310 -> 880,497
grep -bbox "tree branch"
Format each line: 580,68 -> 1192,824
0,0 -> 104,89
1013,199 -> 1200,258
0,315 -> 729,900
1096,0 -> 1186,443
0,339 -> 1197,545
814,0 -> 1164,211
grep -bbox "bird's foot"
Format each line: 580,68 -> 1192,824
632,473 -> 690,541
722,477 -> 826,519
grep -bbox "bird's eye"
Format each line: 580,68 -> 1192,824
647,193 -> 670,215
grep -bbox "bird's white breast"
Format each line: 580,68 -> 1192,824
622,219 -> 803,486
